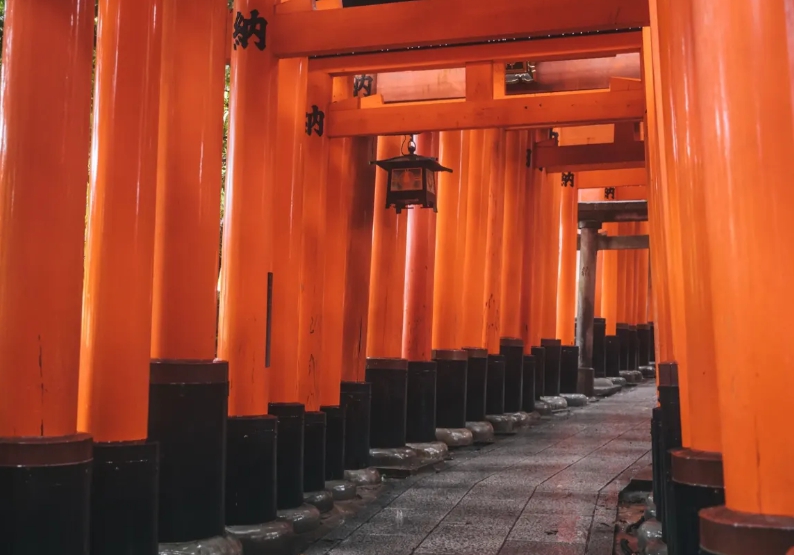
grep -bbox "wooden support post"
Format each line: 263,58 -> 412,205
556,173 -> 578,344
0,0 -> 94,551
78,0 -> 162,551
524,132 -> 550,348
432,131 -> 464,350
691,0 -> 794,549
482,128 -> 507,353
635,221 -> 650,323
367,136 -> 408,357
600,223 -> 619,335
542,172 -> 563,339
402,133 -> 437,362
576,221 -> 601,372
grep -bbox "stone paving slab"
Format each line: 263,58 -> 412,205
304,384 -> 655,555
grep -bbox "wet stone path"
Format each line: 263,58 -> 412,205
307,383 -> 655,555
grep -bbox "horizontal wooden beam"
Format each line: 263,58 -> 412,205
534,141 -> 645,172
326,88 -> 645,137
308,31 -> 643,75
578,200 -> 648,223
270,0 -> 651,58
577,168 -> 646,188
576,234 -> 649,250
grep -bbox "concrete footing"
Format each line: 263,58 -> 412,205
539,396 -> 568,412
326,480 -> 357,502
407,441 -> 449,463
485,414 -> 516,434
277,504 -> 321,535
344,467 -> 381,486
369,447 -> 417,467
435,427 -> 474,447
303,490 -> 334,514
159,536 -> 243,555
465,421 -> 495,443
507,411 -> 532,429
593,378 -> 622,397
620,370 -> 643,384
560,393 -> 588,407
611,376 -> 627,387
639,365 -> 656,379
225,521 -> 294,555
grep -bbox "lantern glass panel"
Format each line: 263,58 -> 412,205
426,170 -> 436,194
390,167 -> 424,192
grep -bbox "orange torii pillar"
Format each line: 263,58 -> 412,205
0,1 -> 93,552
430,131 -> 472,437
402,132 -> 440,444
77,0 -> 162,552
149,0 -> 230,548
539,170 -> 564,400
499,131 -> 529,416
220,0 -> 286,533
556,174 -> 578,347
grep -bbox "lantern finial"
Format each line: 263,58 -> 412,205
406,135 -> 416,156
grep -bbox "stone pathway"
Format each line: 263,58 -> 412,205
307,383 -> 655,555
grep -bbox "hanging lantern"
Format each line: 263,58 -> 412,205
371,134 -> 453,213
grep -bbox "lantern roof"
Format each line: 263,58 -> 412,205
371,153 -> 453,173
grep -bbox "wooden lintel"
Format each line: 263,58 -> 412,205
576,234 -> 650,250
307,31 -> 643,75
326,88 -> 645,137
577,168 -> 646,189
270,0 -> 650,58
578,200 -> 648,223
534,141 -> 645,172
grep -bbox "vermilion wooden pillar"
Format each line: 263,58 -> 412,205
481,128 -> 506,353
78,0 -> 163,552
452,132 -> 472,348
523,131 -> 548,349
366,136 -> 408,358
691,0 -> 794,550
500,131 -> 527,340
0,1 -> 94,552
600,222 -> 619,335
541,172 -> 563,340
432,131 -> 464,350
635,222 -> 650,324
556,173 -> 578,345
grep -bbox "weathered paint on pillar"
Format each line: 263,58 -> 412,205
297,71 -> 332,411
79,0 -> 163,441
692,0 -> 794,516
460,130 -> 487,347
542,172 -> 563,339
0,0 -> 93,437
451,131 -> 472,349
270,57 -> 308,403
635,221 -> 650,324
218,0 -> 278,416
340,136 -> 377,382
403,133 -> 437,361
600,222 -> 619,335
499,131 -> 527,339
576,222 -> 601,369
152,0 -> 226,361
367,136 -> 408,358
520,131 -> 545,351
556,173 -> 578,344
482,128 -> 507,353
432,131 -> 463,350
524,131 -> 549,348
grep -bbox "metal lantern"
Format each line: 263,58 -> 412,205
371,135 -> 453,213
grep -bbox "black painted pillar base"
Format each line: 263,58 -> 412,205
226,415 -> 278,526
340,382 -> 371,471
657,362 -> 682,544
485,354 -> 506,415
320,406 -> 345,481
304,411 -> 326,493
432,350 -> 468,429
604,335 -> 621,378
700,505 -> 794,555
593,317 -> 607,378
463,348 -> 488,422
91,439 -> 158,555
651,406 -> 664,525
616,324 -> 630,370
500,338 -> 524,413
531,346 -> 545,401
559,345 -> 579,394
366,358 -> 409,449
637,324 -> 651,367
576,367 -> 594,397
268,403 -> 305,510
649,322 -> 656,361
406,361 -> 437,443
628,325 -> 639,370
540,339 -> 562,397
670,449 -> 724,555
521,354 -> 535,413
148,360 -> 228,544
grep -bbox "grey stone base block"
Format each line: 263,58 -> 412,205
620,370 -> 643,384
485,414 -> 516,434
465,421 -> 495,444
436,427 -> 474,447
507,411 -> 532,429
639,365 -> 656,379
646,539 -> 668,555
159,536 -> 243,555
638,519 -> 663,552
406,441 -> 449,463
560,393 -> 588,407
277,504 -> 321,535
326,480 -> 357,502
611,376 -> 627,387
369,446 -> 418,468
539,396 -> 569,412
225,520 -> 294,555
344,467 -> 381,486
535,400 -> 552,416
303,489 -> 334,513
